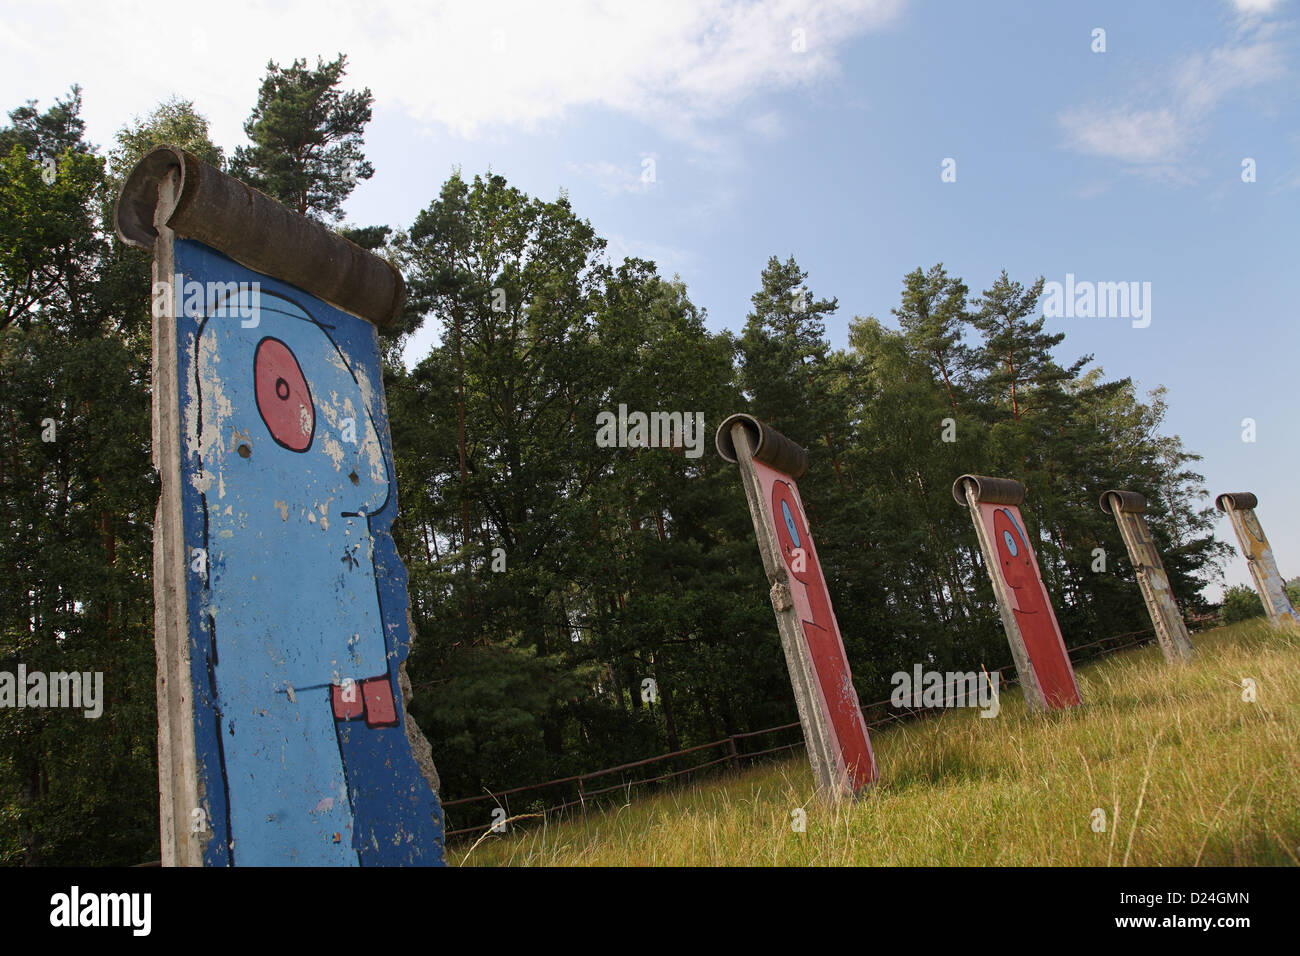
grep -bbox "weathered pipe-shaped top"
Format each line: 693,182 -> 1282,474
1215,491 -> 1258,512
1100,489 -> 1148,515
715,413 -> 809,479
951,474 -> 1026,508
114,145 -> 404,328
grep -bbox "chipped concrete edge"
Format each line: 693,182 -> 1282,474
961,479 -> 1047,712
729,422 -> 843,801
152,170 -> 205,866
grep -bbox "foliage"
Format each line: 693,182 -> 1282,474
1219,584 -> 1265,624
229,54 -> 373,221
455,621 -> 1300,866
0,74 -> 1233,863
0,91 -> 158,864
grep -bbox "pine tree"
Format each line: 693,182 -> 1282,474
893,263 -> 971,414
229,54 -> 373,221
1,91 -> 159,864
970,269 -> 1082,423
738,256 -> 850,487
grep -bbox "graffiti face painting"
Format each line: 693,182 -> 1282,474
177,241 -> 443,865
756,463 -> 876,790
989,507 -> 1081,709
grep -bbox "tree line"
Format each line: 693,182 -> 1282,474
0,56 -> 1226,863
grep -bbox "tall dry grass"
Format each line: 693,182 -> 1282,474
453,620 -> 1300,866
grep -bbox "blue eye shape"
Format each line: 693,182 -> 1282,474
1002,530 -> 1019,556
781,500 -> 801,548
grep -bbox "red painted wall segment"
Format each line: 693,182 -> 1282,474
753,457 -> 878,789
982,503 -> 1080,708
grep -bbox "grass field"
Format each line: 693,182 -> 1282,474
452,620 -> 1300,866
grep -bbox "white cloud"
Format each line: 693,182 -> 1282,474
1059,14 -> 1288,174
1060,107 -> 1183,164
603,233 -> 694,275
1228,0 -> 1284,15
1173,31 -> 1286,113
745,111 -> 786,140
567,157 -> 657,195
0,0 -> 903,151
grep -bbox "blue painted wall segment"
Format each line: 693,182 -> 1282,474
175,239 -> 444,866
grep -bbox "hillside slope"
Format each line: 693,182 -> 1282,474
454,620 -> 1300,866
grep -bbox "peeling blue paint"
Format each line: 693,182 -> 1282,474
176,240 -> 445,866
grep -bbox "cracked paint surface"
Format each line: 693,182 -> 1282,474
981,503 -> 1081,709
175,240 -> 444,866
1230,507 -> 1299,628
1110,506 -> 1194,661
751,456 -> 876,793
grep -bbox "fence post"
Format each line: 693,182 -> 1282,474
727,736 -> 740,771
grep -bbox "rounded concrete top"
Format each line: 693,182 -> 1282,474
715,413 -> 809,479
114,145 -> 404,328
952,474 -> 1026,508
1100,490 -> 1148,515
1215,491 -> 1258,512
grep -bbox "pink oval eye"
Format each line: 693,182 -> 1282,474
254,338 -> 314,452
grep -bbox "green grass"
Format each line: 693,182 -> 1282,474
452,620 -> 1300,866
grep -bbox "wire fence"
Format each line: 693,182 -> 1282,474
442,615 -> 1220,840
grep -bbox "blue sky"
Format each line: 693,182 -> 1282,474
3,0 -> 1297,598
